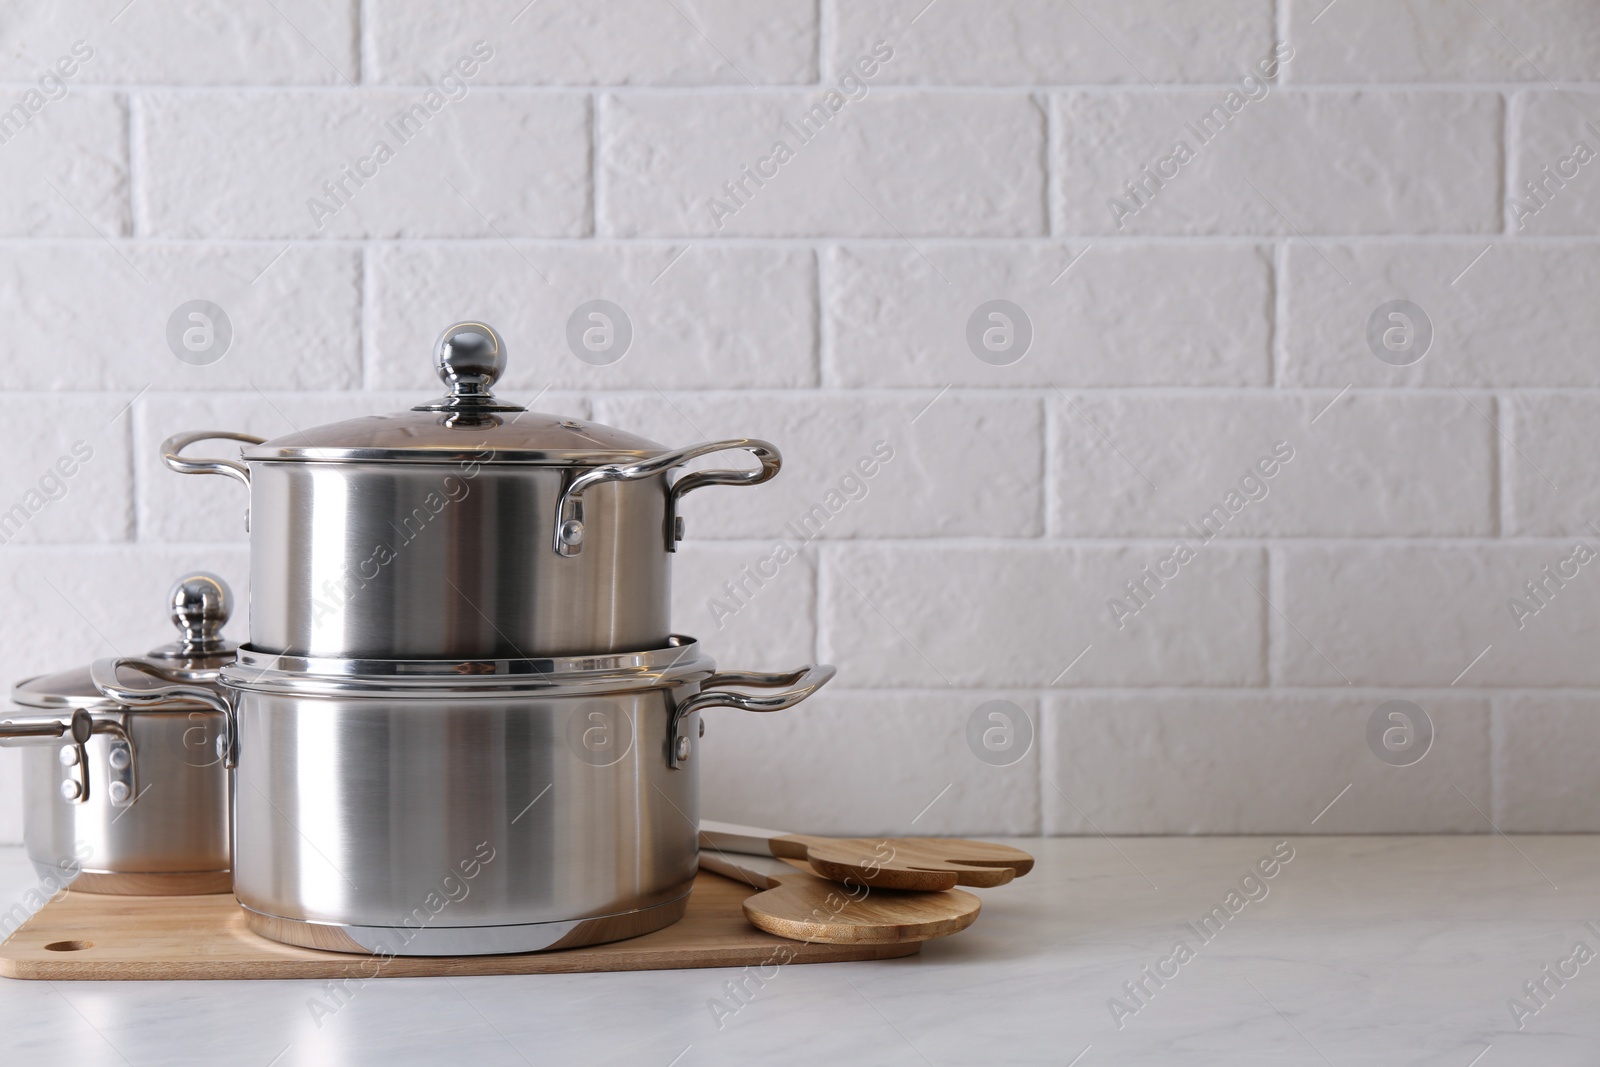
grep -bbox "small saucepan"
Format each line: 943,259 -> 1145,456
0,573 -> 235,895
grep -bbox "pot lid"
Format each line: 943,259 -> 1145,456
11,573 -> 235,710
241,322 -> 667,465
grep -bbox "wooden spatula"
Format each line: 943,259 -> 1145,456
698,820 -> 1035,892
698,851 -> 980,944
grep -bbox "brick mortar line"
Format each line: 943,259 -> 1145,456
808,244 -> 825,387
587,91 -> 599,237
1493,393 -> 1508,538
123,396 -> 139,543
7,538 -> 1598,549
806,537 -> 1586,546
123,91 -> 140,239
816,0 -> 832,84
1490,687 -> 1503,823
359,243 -> 373,389
1034,684 -> 1052,832
812,538 -> 830,671
12,82 -> 1600,93
1042,84 -> 1059,239
1268,242 -> 1287,386
1,236 -> 1588,247
356,0 -> 369,85
39,387 -> 1600,397
1501,90 -> 1516,234
1042,383 -> 1059,538
1264,542 -> 1277,686
661,687 -> 1600,698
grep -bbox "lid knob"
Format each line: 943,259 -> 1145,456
414,322 -> 523,414
436,322 -> 506,398
168,573 -> 232,656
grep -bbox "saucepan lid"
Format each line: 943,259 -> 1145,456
240,322 -> 668,466
12,573 -> 235,711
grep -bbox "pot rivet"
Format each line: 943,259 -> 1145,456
108,781 -> 130,805
675,734 -> 692,761
59,780 -> 82,801
698,718 -> 706,738
560,519 -> 585,546
58,746 -> 80,767
674,516 -> 686,541
108,747 -> 131,771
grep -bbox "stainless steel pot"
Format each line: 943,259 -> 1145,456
159,321 -> 780,660
0,574 -> 234,895
99,638 -> 833,956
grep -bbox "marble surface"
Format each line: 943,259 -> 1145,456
0,836 -> 1596,1065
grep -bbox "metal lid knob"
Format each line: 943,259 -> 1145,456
168,573 -> 232,656
414,321 -> 523,414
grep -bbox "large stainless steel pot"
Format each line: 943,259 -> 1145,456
0,574 -> 234,895
159,321 -> 780,660
97,638 -> 834,956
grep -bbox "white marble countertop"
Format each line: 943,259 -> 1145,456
0,836 -> 1596,1065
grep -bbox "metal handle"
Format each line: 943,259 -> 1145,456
677,665 -> 836,715
0,709 -> 135,806
160,430 -> 266,489
664,439 -> 781,552
0,714 -> 82,742
553,438 -> 781,557
667,663 -> 835,769
92,657 -> 237,769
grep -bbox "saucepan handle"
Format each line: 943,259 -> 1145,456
0,708 -> 134,806
663,439 -> 781,553
676,665 -> 836,716
92,657 -> 237,769
160,430 -> 266,489
665,663 -> 836,770
0,714 -> 79,743
553,438 -> 780,557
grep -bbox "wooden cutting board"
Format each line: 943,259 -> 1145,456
0,871 -> 920,981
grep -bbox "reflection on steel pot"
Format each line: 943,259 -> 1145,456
159,321 -> 782,660
0,573 -> 235,895
119,637 -> 833,955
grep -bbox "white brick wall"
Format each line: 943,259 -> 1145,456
1,0 -> 1597,840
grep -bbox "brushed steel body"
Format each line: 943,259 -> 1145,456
248,460 -> 671,659
226,685 -> 701,953
20,709 -> 230,892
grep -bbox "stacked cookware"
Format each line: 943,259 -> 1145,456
86,321 -> 834,956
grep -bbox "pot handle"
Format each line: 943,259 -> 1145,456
160,430 -> 266,489
666,663 -> 835,769
92,657 -> 237,769
553,438 -> 781,557
0,709 -> 135,806
663,440 -> 782,553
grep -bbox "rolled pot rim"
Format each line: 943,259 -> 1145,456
219,636 -> 717,699
240,444 -> 663,466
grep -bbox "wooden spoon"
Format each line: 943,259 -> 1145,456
698,852 -> 980,944
699,820 -> 1035,892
